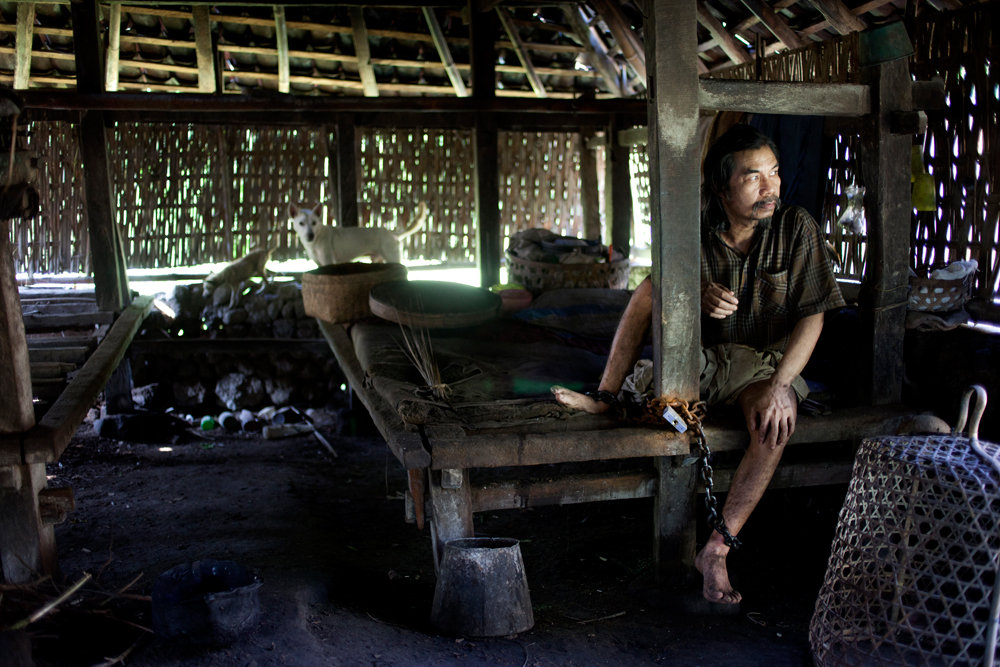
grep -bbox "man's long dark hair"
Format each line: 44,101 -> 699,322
702,124 -> 780,233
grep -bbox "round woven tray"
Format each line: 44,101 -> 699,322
506,252 -> 630,294
302,262 -> 407,323
369,280 -> 500,328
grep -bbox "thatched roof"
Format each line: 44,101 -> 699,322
0,1 -> 964,98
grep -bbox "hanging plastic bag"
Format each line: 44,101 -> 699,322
836,184 -> 866,235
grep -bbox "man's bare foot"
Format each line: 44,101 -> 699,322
550,386 -> 610,414
695,543 -> 741,604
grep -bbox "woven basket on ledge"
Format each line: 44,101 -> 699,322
907,274 -> 973,312
506,252 -> 629,294
302,262 -> 407,324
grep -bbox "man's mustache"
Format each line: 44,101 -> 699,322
752,197 -> 780,214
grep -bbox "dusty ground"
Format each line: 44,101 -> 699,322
20,412 -> 850,667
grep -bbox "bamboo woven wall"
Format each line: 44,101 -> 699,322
911,3 -> 998,300
14,122 -> 590,272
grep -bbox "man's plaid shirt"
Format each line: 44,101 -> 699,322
700,205 -> 845,354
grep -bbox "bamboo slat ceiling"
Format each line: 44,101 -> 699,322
0,0 -> 970,98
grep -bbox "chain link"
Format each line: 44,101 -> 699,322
647,397 -> 742,550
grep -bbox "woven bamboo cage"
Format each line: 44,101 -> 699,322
811,386 -> 999,667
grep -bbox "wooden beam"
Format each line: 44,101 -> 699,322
22,296 -> 154,465
696,0 -> 750,65
608,115 -> 633,255
14,3 -> 35,90
273,5 -> 290,94
349,7 -> 379,97
859,59 -> 911,405
699,80 -> 870,116
739,0 -> 804,49
22,91 -> 645,114
810,0 -> 866,34
496,8 -> 546,98
648,0 -> 701,590
422,7 -> 468,97
0,219 -> 34,450
561,4 -> 623,98
192,5 -> 215,93
337,117 -> 358,228
590,0 -> 646,81
105,3 -> 121,91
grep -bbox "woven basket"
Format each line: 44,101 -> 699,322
907,274 -> 973,312
811,386 -> 998,667
506,252 -> 629,294
302,262 -> 407,323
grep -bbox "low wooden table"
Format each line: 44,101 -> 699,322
318,319 -> 916,584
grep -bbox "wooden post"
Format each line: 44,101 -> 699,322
580,128 -> 601,241
496,8 -> 546,98
273,5 -> 290,94
470,3 -> 500,288
0,219 -> 56,583
337,116 -> 358,228
858,58 -> 911,406
192,5 -> 216,94
72,0 -> 129,314
349,8 -> 379,98
428,468 -> 474,575
14,3 -> 35,91
423,7 -> 468,97
647,0 -> 702,588
608,115 -> 633,255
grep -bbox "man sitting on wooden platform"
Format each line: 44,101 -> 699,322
552,124 -> 845,604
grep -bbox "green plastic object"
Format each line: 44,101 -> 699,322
858,22 -> 914,67
912,173 -> 936,212
200,415 -> 216,431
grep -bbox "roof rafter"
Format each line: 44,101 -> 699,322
348,7 -> 378,97
496,7 -> 546,98
740,0 -> 804,49
561,3 -> 623,98
696,0 -> 751,65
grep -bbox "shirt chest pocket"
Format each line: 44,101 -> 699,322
753,270 -> 789,316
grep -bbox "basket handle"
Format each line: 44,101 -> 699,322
954,384 -> 988,441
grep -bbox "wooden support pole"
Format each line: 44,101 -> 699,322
810,0 -> 866,35
192,5 -> 216,94
337,116 -> 358,228
475,114 -> 500,288
349,8 -> 379,98
422,7 -> 468,97
561,4 -> 623,98
580,128 -> 601,240
0,220 -> 33,440
608,115 -> 633,255
14,3 -> 35,91
739,0 -> 804,50
72,0 -> 129,313
647,0 -> 702,589
428,468 -> 474,575
496,8 -> 546,98
105,3 -> 121,92
273,5 -> 289,94
859,58 -> 911,406
469,2 -> 496,99
696,0 -> 750,65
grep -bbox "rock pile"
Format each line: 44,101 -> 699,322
169,280 -> 319,339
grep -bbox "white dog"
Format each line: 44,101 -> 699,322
290,202 -> 428,266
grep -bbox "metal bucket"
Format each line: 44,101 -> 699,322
431,537 -> 534,637
152,559 -> 261,646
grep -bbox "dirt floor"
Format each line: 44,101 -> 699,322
17,410 -> 851,667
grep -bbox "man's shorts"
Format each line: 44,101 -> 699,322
620,343 -> 810,407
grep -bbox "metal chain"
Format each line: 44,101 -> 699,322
648,397 -> 742,550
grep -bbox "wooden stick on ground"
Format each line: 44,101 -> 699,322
3,572 -> 91,631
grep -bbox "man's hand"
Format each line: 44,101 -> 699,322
702,283 -> 739,319
741,379 -> 797,449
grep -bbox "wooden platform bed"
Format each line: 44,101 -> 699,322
318,318 -> 917,580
